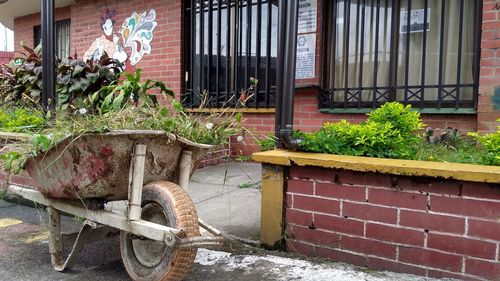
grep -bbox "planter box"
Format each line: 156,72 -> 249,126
253,150 -> 500,280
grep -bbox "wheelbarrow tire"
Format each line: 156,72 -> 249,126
120,181 -> 200,281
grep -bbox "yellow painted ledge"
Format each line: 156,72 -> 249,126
252,150 -> 500,184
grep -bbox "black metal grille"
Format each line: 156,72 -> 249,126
320,0 -> 482,110
183,0 -> 278,109
34,19 -> 71,59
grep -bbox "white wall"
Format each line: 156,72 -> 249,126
0,23 -> 14,52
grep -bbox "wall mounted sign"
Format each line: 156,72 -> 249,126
295,33 -> 316,79
298,0 -> 317,34
400,8 -> 431,34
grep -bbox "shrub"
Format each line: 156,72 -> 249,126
57,52 -> 122,110
0,43 -> 43,104
299,102 -> 424,159
0,107 -> 46,132
0,42 -> 122,109
468,119 -> 500,165
366,102 -> 424,143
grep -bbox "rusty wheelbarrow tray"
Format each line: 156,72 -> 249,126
2,130 -> 224,281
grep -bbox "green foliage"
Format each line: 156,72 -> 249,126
468,119 -> 500,165
238,182 -> 261,189
0,151 -> 21,173
0,42 -> 43,104
299,102 -> 424,159
0,107 -> 46,132
257,135 -> 276,152
414,139 -> 487,165
0,42 -> 122,109
88,69 -> 173,114
366,102 -> 424,143
57,52 -> 122,110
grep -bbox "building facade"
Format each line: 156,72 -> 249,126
1,0 -> 499,156
0,51 -> 13,65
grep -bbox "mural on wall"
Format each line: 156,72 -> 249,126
84,8 -> 158,67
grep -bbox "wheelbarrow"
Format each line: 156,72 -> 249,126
1,130 -> 224,281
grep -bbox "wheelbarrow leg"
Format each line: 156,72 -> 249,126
127,142 -> 148,221
47,206 -> 119,272
48,207 -> 63,270
178,150 -> 193,191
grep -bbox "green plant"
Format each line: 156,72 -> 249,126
0,107 -> 46,132
0,42 -> 122,109
468,119 -> 500,165
0,43 -> 43,105
257,135 -> 276,152
299,102 -> 424,159
88,68 -> 172,114
235,155 -> 252,162
414,138 -> 487,164
57,52 -> 122,110
238,182 -> 261,189
161,101 -> 243,145
366,102 -> 424,142
0,151 -> 21,173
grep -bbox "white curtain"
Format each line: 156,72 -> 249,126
328,0 -> 477,104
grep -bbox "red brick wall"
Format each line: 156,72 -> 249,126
71,0 -> 183,96
0,51 -> 13,65
13,0 -> 183,98
478,1 -> 500,132
285,165 -> 500,280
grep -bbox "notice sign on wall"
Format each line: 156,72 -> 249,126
400,8 -> 431,34
296,33 -> 316,79
298,0 -> 317,34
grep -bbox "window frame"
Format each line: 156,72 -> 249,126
319,0 -> 483,112
33,19 -> 71,60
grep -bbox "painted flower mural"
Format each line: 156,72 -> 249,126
84,9 -> 158,67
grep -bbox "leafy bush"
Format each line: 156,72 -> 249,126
468,119 -> 500,165
0,43 -> 43,104
0,107 -> 46,132
57,52 -> 122,110
366,102 -> 424,143
299,102 -> 424,159
88,69 -> 171,114
0,42 -> 122,109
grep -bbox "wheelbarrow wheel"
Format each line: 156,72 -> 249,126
120,181 -> 200,281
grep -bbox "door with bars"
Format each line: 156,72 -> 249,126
183,0 -> 279,109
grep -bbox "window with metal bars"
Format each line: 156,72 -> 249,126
34,19 -> 71,60
320,0 -> 482,111
183,0 -> 278,109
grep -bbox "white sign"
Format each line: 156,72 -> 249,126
298,0 -> 317,34
296,33 -> 316,79
400,8 -> 431,34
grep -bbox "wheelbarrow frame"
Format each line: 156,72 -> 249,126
3,132 -> 223,275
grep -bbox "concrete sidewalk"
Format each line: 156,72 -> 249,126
188,161 -> 262,243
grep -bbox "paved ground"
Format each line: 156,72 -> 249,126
189,162 -> 262,242
0,162 -> 452,281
